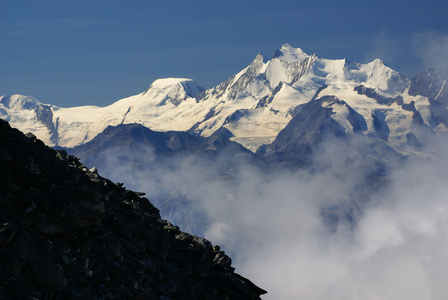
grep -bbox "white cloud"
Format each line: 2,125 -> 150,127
90,135 -> 448,300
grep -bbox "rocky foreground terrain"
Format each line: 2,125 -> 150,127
0,118 -> 266,299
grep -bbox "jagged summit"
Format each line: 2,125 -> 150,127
272,43 -> 310,61
144,78 -> 204,99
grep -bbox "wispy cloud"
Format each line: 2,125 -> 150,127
362,30 -> 410,64
414,31 -> 448,76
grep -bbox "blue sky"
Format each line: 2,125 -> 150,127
1,0 -> 448,107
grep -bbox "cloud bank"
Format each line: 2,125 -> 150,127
90,136 -> 448,300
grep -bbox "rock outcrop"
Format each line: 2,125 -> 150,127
0,119 -> 266,299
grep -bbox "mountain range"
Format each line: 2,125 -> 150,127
2,43 -> 446,156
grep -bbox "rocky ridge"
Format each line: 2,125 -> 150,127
0,118 -> 266,299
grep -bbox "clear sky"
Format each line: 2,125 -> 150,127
1,0 -> 448,107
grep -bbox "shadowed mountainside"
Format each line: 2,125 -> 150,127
0,119 -> 266,299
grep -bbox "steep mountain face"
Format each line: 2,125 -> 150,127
257,95 -> 349,167
3,44 -> 445,155
0,118 -> 266,299
408,69 -> 448,127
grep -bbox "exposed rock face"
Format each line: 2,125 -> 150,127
409,69 -> 448,127
0,119 -> 266,299
257,95 -> 348,168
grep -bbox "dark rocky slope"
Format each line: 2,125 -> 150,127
66,124 -> 265,235
0,119 -> 266,299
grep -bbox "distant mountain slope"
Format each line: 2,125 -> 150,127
0,118 -> 266,299
257,95 -> 349,167
68,123 -> 259,177
65,123 -> 263,233
2,44 -> 446,155
257,89 -> 425,168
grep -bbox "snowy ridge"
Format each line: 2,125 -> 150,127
1,44 -> 443,153
0,95 -> 58,144
51,78 -> 206,147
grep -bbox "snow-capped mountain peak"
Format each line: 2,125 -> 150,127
358,58 -> 409,93
144,78 -> 204,98
0,94 -> 42,110
141,78 -> 204,106
272,43 -> 310,62
0,95 -> 57,145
